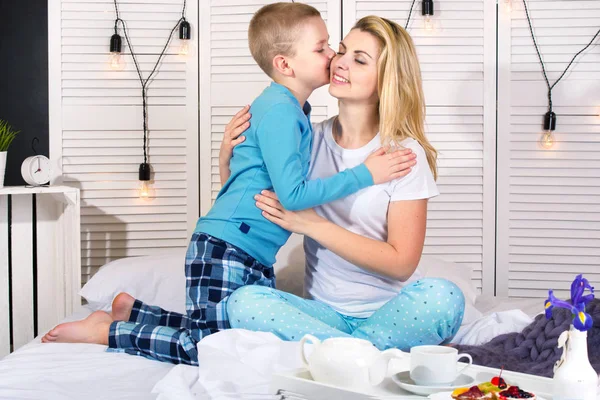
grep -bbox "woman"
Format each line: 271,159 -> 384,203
221,16 -> 465,351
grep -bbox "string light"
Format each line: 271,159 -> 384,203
138,163 -> 154,199
109,31 -> 125,70
110,0 -> 190,198
521,0 -> 600,150
178,19 -> 191,57
422,0 -> 436,32
540,111 -> 556,149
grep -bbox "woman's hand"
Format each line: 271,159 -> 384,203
254,190 -> 324,235
220,105 -> 251,165
219,105 -> 251,185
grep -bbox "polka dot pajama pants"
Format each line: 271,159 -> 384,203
227,278 -> 465,351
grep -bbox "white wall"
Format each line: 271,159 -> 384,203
49,0 -> 199,284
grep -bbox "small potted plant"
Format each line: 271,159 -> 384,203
0,119 -> 21,188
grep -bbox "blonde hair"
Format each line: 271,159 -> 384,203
248,3 -> 321,78
352,16 -> 438,179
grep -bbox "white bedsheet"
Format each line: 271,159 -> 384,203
450,309 -> 533,346
0,297 -> 543,400
0,306 -> 192,400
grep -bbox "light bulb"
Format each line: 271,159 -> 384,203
540,130 -> 555,149
178,20 -> 192,57
504,0 -> 513,12
109,52 -> 126,71
138,180 -> 155,200
178,40 -> 190,57
424,15 -> 435,32
139,180 -> 150,198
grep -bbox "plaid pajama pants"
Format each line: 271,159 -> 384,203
107,232 -> 276,365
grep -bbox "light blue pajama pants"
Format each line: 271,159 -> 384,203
227,278 -> 465,351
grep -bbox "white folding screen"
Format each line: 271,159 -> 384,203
344,0 -> 498,294
49,0 -> 199,284
496,0 -> 600,298
47,0 -> 599,297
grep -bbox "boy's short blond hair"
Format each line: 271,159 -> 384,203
248,2 -> 321,78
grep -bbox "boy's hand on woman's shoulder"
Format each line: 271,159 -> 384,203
364,147 -> 417,185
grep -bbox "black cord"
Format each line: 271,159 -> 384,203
113,0 -> 120,34
113,0 -> 187,165
405,0 -> 417,30
522,0 -> 600,113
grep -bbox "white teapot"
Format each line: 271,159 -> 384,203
299,334 -> 408,392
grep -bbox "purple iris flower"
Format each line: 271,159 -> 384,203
544,275 -> 595,332
571,274 -> 595,307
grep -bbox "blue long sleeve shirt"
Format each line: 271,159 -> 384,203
196,82 -> 373,266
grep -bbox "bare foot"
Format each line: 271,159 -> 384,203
111,292 -> 135,321
41,310 -> 112,345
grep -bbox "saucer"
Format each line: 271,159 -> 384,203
391,371 -> 475,396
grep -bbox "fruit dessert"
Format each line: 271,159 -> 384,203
496,386 -> 536,400
451,372 -> 536,400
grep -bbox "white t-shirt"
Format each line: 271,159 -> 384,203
304,117 -> 440,318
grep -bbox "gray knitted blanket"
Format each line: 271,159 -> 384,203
454,299 -> 600,377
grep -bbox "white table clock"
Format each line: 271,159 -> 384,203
21,155 -> 51,186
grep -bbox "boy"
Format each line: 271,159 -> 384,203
42,2 -> 406,366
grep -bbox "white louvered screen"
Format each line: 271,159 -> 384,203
49,0 -> 199,285
199,0 -> 341,215
496,0 -> 600,298
345,0 -> 497,294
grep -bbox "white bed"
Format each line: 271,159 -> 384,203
0,306 -> 176,400
0,252 -> 544,400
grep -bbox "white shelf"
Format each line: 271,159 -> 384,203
0,186 -> 79,206
0,185 -> 77,196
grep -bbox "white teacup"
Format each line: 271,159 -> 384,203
409,345 -> 472,386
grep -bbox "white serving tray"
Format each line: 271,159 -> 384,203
270,357 -> 557,400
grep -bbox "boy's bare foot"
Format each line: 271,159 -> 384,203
111,292 -> 135,322
41,310 -> 112,345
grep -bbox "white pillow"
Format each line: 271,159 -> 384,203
418,255 -> 481,325
80,251 -> 481,325
418,255 -> 478,305
79,246 -> 304,314
79,249 -> 187,314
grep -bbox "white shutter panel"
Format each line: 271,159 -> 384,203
497,0 -> 600,299
200,0 -> 341,212
346,0 -> 497,294
49,0 -> 199,284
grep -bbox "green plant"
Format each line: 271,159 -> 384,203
0,119 -> 20,152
